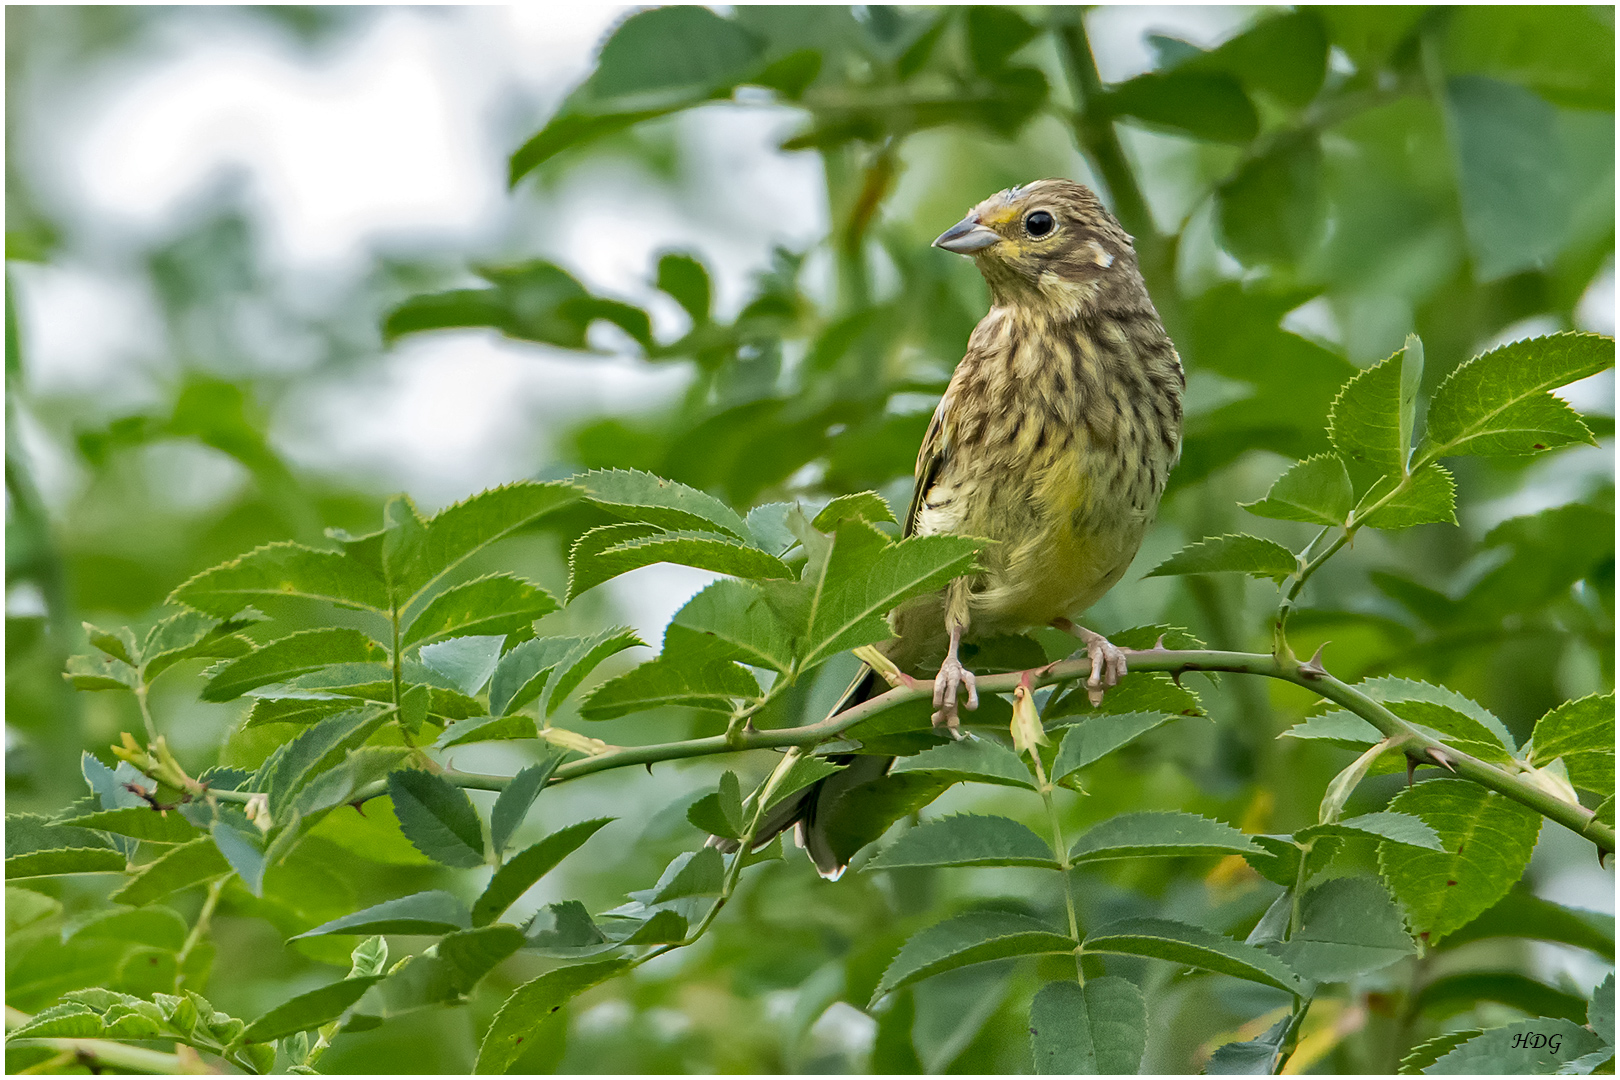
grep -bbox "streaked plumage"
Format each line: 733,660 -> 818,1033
737,179 -> 1184,877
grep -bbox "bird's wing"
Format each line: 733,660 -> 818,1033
903,393 -> 950,539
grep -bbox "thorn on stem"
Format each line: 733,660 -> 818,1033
1406,754 -> 1418,787
1427,747 -> 1455,772
1153,634 -> 1167,650
1297,643 -> 1330,679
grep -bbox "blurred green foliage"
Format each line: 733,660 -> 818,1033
6,5 -> 1615,1075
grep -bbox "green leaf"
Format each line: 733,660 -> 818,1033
202,628 -> 384,703
1444,888 -> 1614,959
56,807 -> 202,844
5,848 -> 126,879
1529,692 -> 1615,798
1069,811 -> 1260,863
524,900 -> 608,955
798,525 -> 982,670
579,530 -> 794,594
1423,1019 -> 1607,1074
241,975 -> 384,1042
1297,811 -> 1443,851
1328,348 -> 1406,474
816,773 -> 954,871
350,936 -> 389,978
168,542 -> 388,617
1413,971 -> 1589,1024
889,737 -> 1035,790
490,628 -> 644,718
1214,130 -> 1323,266
263,705 -> 392,819
1591,973 -> 1614,1045
1446,76 -> 1573,280
387,770 -> 486,869
1207,1015 -> 1289,1074
577,468 -> 750,539
435,714 -> 535,750
655,252 -> 710,323
618,909 -> 689,946
419,635 -> 505,696
566,523 -> 660,601
1083,917 -> 1303,994
1029,977 -> 1146,1075
140,610 -> 256,683
293,890 -> 471,938
1400,1030 -> 1486,1075
651,847 -> 725,902
1359,463 -> 1459,529
761,755 -> 848,812
489,755 -> 564,859
1420,333 -> 1614,461
580,657 -> 758,720
402,574 -> 558,648
873,911 -> 1076,1003
1386,699 -> 1515,764
1241,454 -> 1353,526
389,481 -> 583,604
687,772 -> 745,839
539,627 -> 646,716
1144,534 -> 1295,582
1052,713 -> 1176,780
6,1003 -> 111,1040
867,814 -> 1057,871
438,924 -> 526,992
471,818 -> 614,927
664,578 -> 795,672
1378,778 -> 1542,943
1441,6 -> 1614,108
63,652 -> 139,692
813,491 -> 896,531
87,623 -> 139,667
211,818 -> 267,895
475,959 -> 635,1073
1274,875 -> 1416,981
110,836 -> 230,906
1106,69 -> 1258,143
292,746 -> 412,818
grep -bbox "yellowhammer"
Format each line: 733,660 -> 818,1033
743,178 -> 1184,877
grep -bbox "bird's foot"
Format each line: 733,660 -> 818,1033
931,655 -> 978,738
1054,619 -> 1128,706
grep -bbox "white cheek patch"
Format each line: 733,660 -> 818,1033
1088,242 -> 1115,269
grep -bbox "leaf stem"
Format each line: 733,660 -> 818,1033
175,877 -> 225,982
133,684 -> 160,744
1028,749 -> 1084,983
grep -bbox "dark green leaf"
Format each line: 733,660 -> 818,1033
389,481 -> 582,603
1051,713 -> 1176,780
1029,976 -> 1146,1075
1241,454 -> 1353,526
1400,1030 -> 1485,1075
1069,811 -> 1260,863
889,737 -> 1035,790
1441,6 -> 1614,109
578,530 -> 794,595
1424,1019 -> 1606,1074
1359,463 -> 1458,529
168,542 -> 388,617
762,755 -> 848,812
873,911 -> 1076,1002
1083,917 -> 1303,994
1328,347 -> 1405,474
813,491 -> 896,531
688,771 -> 746,839
387,770 -> 486,869
63,652 -> 139,692
1215,132 -> 1323,266
472,818 -> 614,927
1144,534 -> 1295,582
201,628 -> 384,703
140,610 -> 255,683
525,900 -> 609,954
264,705 -> 392,819
655,252 -> 710,323
211,819 -> 266,895
1413,971 -> 1589,1024
438,925 -> 526,992
475,959 -> 635,1073
1378,779 -> 1542,943
619,909 -> 689,946
110,836 -> 230,906
242,975 -> 384,1042
293,890 -> 471,938
1528,692 -> 1615,797
576,468 -> 750,539
435,714 -> 536,750
5,848 -> 126,879
402,574 -> 559,648
1107,69 -> 1258,143
1420,333 -> 1613,461
1275,875 -> 1416,981
489,755 -> 564,859
817,773 -> 954,871
580,657 -> 758,720
664,578 -> 795,673
567,522 -> 660,600
867,814 -> 1057,871
56,807 -> 202,844
1297,811 -> 1443,851
652,847 -> 725,902
1443,888 -> 1614,959
1591,973 -> 1614,1044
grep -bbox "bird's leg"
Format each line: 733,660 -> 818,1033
931,621 -> 978,737
1052,617 -> 1128,706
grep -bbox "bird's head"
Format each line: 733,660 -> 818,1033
933,178 -> 1136,313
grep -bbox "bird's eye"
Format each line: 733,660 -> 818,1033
1025,210 -> 1055,238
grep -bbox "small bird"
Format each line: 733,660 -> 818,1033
736,179 -> 1184,877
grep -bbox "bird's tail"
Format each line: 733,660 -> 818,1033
709,665 -> 893,880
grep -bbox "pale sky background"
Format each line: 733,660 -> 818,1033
9,4 -> 1613,964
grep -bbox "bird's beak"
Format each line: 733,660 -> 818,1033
933,215 -> 1001,255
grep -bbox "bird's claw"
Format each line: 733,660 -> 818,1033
1078,627 -> 1128,707
931,656 -> 978,737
